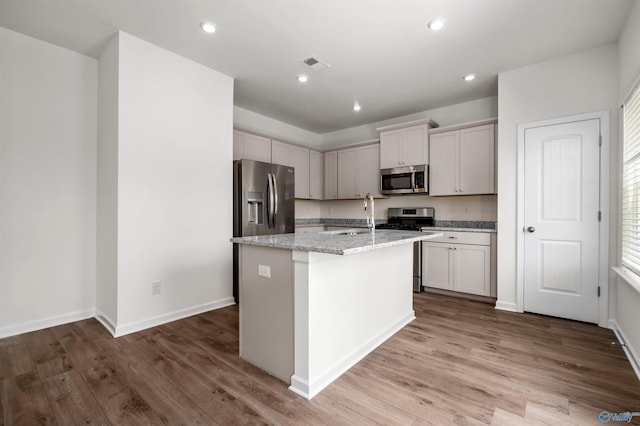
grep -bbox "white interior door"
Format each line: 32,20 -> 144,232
523,119 -> 600,323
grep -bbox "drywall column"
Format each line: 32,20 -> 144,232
96,32 -> 235,336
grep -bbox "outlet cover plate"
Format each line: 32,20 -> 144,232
258,264 -> 271,278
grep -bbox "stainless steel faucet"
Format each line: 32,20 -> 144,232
363,193 -> 375,235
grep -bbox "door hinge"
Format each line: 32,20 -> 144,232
598,286 -> 601,297
599,135 -> 602,147
598,211 -> 602,222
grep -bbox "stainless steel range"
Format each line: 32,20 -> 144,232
377,207 -> 435,292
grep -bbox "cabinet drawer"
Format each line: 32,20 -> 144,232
427,231 -> 490,245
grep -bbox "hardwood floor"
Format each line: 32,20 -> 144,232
1,293 -> 639,425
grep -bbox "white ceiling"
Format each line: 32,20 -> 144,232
0,0 -> 633,133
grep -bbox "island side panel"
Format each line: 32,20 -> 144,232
290,244 -> 415,399
239,244 -> 294,383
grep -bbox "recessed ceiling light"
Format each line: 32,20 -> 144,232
297,74 -> 309,83
463,74 -> 476,81
353,103 -> 361,112
200,21 -> 216,34
428,19 -> 445,31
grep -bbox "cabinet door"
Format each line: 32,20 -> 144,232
459,124 -> 495,195
337,148 -> 358,198
309,150 -> 324,200
357,143 -> 381,197
400,125 -> 428,166
429,130 -> 458,196
324,151 -> 338,199
233,130 -> 271,162
270,140 -> 290,166
452,244 -> 491,296
424,243 -> 453,290
272,140 -> 310,199
380,130 -> 401,169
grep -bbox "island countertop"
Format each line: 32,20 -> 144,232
230,229 -> 443,255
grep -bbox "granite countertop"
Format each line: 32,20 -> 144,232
230,229 -> 443,255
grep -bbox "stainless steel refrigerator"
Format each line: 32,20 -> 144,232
233,159 -> 295,301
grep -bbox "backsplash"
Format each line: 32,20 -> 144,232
295,218 -> 496,230
295,194 -> 497,222
433,220 -> 496,230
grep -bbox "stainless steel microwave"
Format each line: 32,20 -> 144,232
380,165 -> 428,195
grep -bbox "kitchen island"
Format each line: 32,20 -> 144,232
230,229 -> 442,399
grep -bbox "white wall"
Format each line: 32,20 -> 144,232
320,96 -> 498,149
0,27 -> 97,337
497,45 -> 619,312
104,32 -> 234,334
613,0 -> 640,374
619,1 -> 640,102
234,106 -> 322,147
234,96 -> 498,151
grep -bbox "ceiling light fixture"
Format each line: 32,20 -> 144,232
428,19 -> 445,31
200,21 -> 216,34
353,103 -> 361,112
463,74 -> 476,81
297,74 -> 309,83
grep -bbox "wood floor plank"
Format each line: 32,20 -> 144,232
1,372 -> 56,425
1,293 -> 639,425
0,338 -> 35,381
110,350 -> 218,425
130,335 -> 264,425
41,371 -> 110,425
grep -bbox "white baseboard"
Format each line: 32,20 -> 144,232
0,309 -> 95,339
113,297 -> 236,337
94,309 -> 117,337
495,300 -> 518,312
289,311 -> 416,400
608,319 -> 640,381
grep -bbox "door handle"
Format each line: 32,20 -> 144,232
272,173 -> 278,218
526,226 -> 535,233
267,174 -> 275,228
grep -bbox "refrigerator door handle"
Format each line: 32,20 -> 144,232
267,173 -> 275,228
272,173 -> 279,219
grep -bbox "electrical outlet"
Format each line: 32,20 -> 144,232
151,280 -> 161,295
258,264 -> 271,278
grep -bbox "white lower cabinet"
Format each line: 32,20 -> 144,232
423,231 -> 493,297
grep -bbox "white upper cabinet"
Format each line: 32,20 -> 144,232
324,151 -> 338,200
378,119 -> 437,169
233,130 -> 271,163
309,150 -> 324,200
429,120 -> 496,196
337,143 -> 381,199
272,140 -> 310,199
